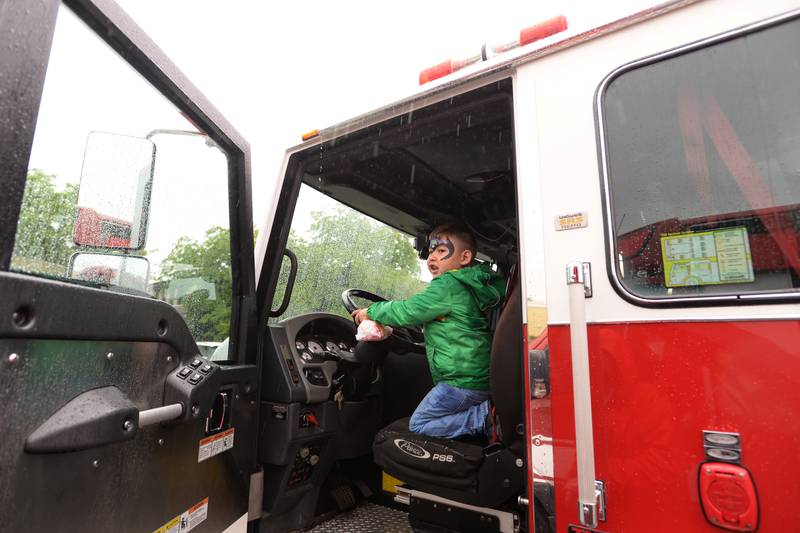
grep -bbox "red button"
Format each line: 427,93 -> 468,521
699,462 -> 758,532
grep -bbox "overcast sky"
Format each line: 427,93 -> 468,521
114,0 -> 658,223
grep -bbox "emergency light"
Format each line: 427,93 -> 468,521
419,15 -> 568,85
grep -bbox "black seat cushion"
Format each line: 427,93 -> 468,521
373,418 -> 485,491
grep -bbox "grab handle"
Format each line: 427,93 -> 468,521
566,262 -> 603,527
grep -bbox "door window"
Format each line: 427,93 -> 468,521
12,5 -> 234,346
601,16 -> 800,301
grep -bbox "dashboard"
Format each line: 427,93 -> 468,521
263,313 -> 359,404
293,337 -> 355,365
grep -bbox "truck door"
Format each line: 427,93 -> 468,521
0,2 -> 259,532
518,2 -> 800,531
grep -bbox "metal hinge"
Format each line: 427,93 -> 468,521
579,480 -> 606,527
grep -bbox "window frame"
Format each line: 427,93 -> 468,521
595,7 -> 800,308
0,0 -> 257,363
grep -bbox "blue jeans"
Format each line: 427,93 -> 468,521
409,382 -> 490,439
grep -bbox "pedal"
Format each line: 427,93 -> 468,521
330,484 -> 357,511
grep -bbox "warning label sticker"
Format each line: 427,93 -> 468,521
153,497 -> 209,533
555,212 -> 588,231
660,227 -> 754,287
198,428 -> 235,463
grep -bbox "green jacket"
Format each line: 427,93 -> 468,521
367,263 -> 505,390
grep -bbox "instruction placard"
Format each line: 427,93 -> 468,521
555,211 -> 588,231
198,428 -> 235,463
153,497 -> 209,533
660,227 -> 754,287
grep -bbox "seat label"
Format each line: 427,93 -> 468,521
394,438 -> 431,459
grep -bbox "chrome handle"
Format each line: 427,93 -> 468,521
138,403 -> 183,427
566,261 -> 600,528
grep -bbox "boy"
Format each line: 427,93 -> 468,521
351,223 -> 505,439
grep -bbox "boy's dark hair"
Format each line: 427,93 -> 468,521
430,222 -> 477,256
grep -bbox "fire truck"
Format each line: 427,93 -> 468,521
2,0 -> 798,532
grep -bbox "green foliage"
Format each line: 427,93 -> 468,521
272,207 -> 426,322
11,170 -> 79,276
159,226 -> 233,342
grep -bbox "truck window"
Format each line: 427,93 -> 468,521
270,184 -> 428,322
11,5 -> 234,349
600,15 -> 800,302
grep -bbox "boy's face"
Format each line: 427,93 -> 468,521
427,234 -> 473,277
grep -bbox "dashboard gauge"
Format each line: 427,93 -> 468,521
325,341 -> 338,352
307,340 -> 323,354
295,340 -> 305,351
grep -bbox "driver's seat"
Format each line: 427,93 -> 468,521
371,267 -> 525,507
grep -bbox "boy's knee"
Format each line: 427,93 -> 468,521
408,413 -> 423,433
408,412 -> 426,433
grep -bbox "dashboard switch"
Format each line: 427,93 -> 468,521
189,359 -> 203,369
177,367 -> 192,379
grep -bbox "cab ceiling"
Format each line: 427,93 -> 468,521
301,78 -> 517,262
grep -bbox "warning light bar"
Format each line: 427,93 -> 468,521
419,15 -> 568,85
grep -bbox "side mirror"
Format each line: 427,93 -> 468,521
73,131 -> 155,250
414,233 -> 430,260
68,252 -> 150,294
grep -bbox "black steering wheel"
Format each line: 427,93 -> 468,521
341,289 -> 424,352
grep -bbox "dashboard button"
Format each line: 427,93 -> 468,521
189,359 -> 203,368
200,363 -> 213,374
177,367 -> 192,379
189,373 -> 203,385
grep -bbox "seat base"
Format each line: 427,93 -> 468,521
373,418 -> 525,507
397,487 -> 517,533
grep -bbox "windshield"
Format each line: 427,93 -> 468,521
270,184 -> 429,322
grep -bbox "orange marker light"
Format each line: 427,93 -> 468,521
301,129 -> 320,142
519,15 -> 568,47
419,60 -> 455,85
418,16 -> 568,85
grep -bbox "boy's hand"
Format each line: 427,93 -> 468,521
351,308 -> 369,325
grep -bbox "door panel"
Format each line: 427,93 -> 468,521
0,0 -> 258,531
550,320 -> 800,531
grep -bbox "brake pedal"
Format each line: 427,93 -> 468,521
330,484 -> 357,511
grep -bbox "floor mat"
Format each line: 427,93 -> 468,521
306,502 -> 413,532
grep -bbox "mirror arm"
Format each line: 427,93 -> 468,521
269,248 -> 297,318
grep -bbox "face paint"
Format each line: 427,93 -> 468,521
428,236 -> 455,260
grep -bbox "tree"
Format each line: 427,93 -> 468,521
155,207 -> 425,339
12,170 -> 79,277
271,207 -> 426,322
159,226 -> 233,342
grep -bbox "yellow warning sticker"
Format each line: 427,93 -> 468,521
554,212 -> 588,231
660,226 -> 754,287
153,515 -> 181,533
152,497 -> 209,533
382,471 -> 405,494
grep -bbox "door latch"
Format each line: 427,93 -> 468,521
566,261 -> 592,298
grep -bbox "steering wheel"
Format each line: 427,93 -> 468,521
341,289 -> 425,352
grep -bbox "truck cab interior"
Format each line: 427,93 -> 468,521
256,78 -> 532,532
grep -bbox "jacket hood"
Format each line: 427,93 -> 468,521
446,263 -> 505,310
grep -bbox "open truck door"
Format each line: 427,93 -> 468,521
0,1 -> 259,531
